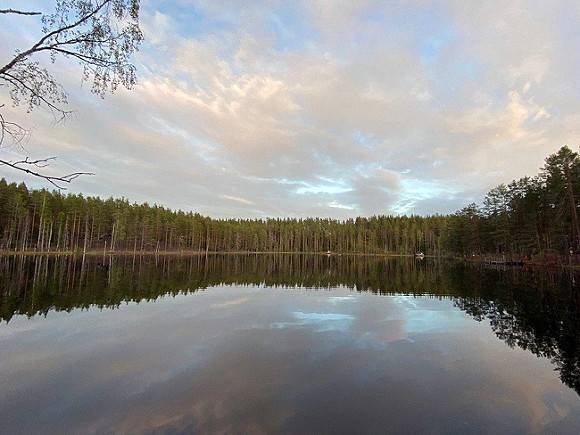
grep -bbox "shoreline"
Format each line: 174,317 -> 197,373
0,250 -> 420,258
1,250 -> 578,270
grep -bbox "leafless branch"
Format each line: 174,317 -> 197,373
0,104 -> 27,147
0,9 -> 42,16
0,156 -> 93,189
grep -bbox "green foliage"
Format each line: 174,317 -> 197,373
0,146 -> 577,257
444,146 -> 580,257
0,180 -> 447,254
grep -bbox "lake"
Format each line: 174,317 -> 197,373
1,254 -> 580,434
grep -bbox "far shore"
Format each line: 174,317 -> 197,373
1,250 -> 579,270
0,250 -> 419,258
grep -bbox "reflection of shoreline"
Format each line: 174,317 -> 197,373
1,254 -> 579,395
3,250 -> 577,272
455,255 -> 580,271
1,255 -> 577,314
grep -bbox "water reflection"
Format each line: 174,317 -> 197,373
1,254 -> 580,434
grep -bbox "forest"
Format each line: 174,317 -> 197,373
0,146 -> 579,259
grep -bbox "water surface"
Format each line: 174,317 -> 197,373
1,255 -> 580,434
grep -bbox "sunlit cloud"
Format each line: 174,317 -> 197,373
1,0 -> 579,217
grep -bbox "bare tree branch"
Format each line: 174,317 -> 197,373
0,105 -> 28,146
0,9 -> 42,16
0,156 -> 93,189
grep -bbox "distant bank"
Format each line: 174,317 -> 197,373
1,146 -> 579,261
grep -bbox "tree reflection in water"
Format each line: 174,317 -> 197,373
1,254 -> 579,394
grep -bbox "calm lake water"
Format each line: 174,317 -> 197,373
1,255 -> 580,434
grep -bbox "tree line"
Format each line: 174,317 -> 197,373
0,181 -> 448,255
447,145 -> 580,257
0,146 -> 578,258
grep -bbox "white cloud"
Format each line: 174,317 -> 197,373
1,0 -> 579,217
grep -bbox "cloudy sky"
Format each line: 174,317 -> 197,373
1,0 -> 580,218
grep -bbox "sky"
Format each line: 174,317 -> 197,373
1,0 -> 580,218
